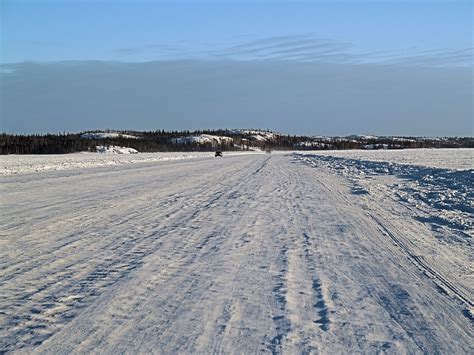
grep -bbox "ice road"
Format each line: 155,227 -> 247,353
1,153 -> 472,353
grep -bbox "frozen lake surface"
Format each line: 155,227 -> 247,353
301,148 -> 473,170
1,150 -> 472,353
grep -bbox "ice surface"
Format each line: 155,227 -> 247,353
0,151 -> 472,353
300,148 -> 473,170
297,152 -> 473,239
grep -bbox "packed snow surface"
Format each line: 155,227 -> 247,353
0,151 -> 259,176
0,150 -> 472,353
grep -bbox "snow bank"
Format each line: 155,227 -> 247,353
0,152 -> 208,175
96,146 -> 138,154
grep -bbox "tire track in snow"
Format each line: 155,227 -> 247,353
294,153 -> 472,352
2,153 -> 472,353
370,214 -> 474,316
268,243 -> 290,355
266,158 -> 332,353
302,233 -> 330,332
0,156 -> 266,352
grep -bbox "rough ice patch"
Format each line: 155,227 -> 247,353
296,153 -> 473,244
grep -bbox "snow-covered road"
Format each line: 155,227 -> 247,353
1,153 -> 472,353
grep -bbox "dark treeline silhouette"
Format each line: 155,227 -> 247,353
0,130 -> 472,154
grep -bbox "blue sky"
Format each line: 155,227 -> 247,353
2,0 -> 472,64
0,0 -> 473,135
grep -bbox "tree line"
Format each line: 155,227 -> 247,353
0,130 -> 472,155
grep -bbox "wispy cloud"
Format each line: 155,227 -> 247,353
112,43 -> 186,57
107,34 -> 473,67
211,34 -> 355,63
211,34 -> 473,67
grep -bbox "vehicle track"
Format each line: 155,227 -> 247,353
1,153 -> 472,353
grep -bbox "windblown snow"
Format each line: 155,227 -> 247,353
0,149 -> 472,353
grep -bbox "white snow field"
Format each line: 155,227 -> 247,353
300,148 -> 474,170
0,151 -> 260,176
0,150 -> 472,353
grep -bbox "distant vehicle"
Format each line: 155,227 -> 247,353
215,151 -> 223,157
265,149 -> 272,154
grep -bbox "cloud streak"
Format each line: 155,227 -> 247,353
114,34 -> 472,67
210,35 -> 355,63
219,35 -> 473,67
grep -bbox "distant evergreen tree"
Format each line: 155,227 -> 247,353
0,130 -> 472,154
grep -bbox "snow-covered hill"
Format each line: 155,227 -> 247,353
81,132 -> 139,140
241,130 -> 277,141
171,134 -> 233,146
345,134 -> 380,140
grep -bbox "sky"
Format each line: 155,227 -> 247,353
0,0 -> 473,136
